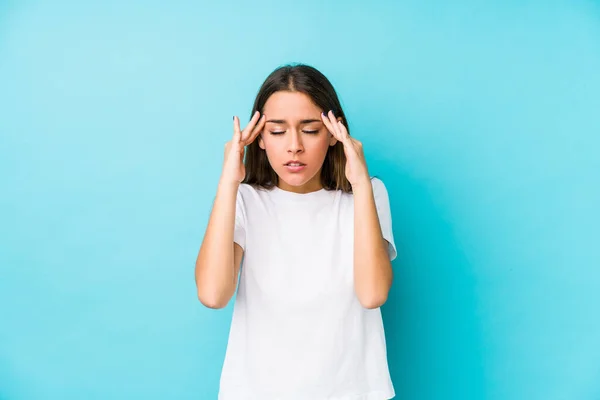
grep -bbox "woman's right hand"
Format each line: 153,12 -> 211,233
221,111 -> 266,185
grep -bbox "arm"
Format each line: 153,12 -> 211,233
353,180 -> 393,309
195,112 -> 264,309
195,180 -> 244,309
318,111 -> 394,309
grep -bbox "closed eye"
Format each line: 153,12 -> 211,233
269,130 -> 320,135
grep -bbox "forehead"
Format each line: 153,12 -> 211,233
263,91 -> 321,118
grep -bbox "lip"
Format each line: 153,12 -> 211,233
284,160 -> 306,166
284,161 -> 306,173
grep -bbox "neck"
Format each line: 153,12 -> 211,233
277,177 -> 323,194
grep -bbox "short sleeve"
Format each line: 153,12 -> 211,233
371,177 -> 397,261
233,186 -> 247,251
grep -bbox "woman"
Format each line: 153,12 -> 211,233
195,63 -> 397,399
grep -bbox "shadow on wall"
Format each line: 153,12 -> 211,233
378,155 -> 487,400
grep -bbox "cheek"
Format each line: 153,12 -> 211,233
261,139 -> 285,163
261,137 -> 279,153
307,137 -> 332,155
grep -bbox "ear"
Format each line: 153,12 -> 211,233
328,133 -> 338,146
328,117 -> 343,146
258,134 -> 265,150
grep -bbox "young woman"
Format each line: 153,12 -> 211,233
195,64 -> 397,399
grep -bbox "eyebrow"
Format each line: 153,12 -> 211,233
265,119 -> 322,124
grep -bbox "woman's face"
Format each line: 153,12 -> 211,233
259,91 -> 339,193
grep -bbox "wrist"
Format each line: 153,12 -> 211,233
350,176 -> 372,192
218,177 -> 241,191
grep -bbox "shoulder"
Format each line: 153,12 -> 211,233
235,184 -> 265,218
234,183 -> 253,207
369,176 -> 389,194
238,182 -> 253,195
237,183 -> 266,196
236,183 -> 272,205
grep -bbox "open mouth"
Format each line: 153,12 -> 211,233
284,162 -> 306,172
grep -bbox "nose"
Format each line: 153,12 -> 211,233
287,130 -> 304,154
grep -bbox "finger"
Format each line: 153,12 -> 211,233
243,114 -> 266,146
242,111 -> 261,141
321,111 -> 342,141
337,120 -> 350,141
324,112 -> 351,151
327,110 -> 343,139
233,116 -> 242,143
335,120 -> 354,150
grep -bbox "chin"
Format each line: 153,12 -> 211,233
275,169 -> 317,187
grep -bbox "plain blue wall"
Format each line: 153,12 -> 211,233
1,1 -> 599,399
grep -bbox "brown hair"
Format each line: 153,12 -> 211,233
242,63 -> 353,193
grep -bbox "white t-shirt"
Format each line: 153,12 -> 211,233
219,177 -> 397,400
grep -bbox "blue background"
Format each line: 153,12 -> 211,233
1,1 -> 599,399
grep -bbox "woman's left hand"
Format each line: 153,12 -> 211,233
321,110 -> 370,188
